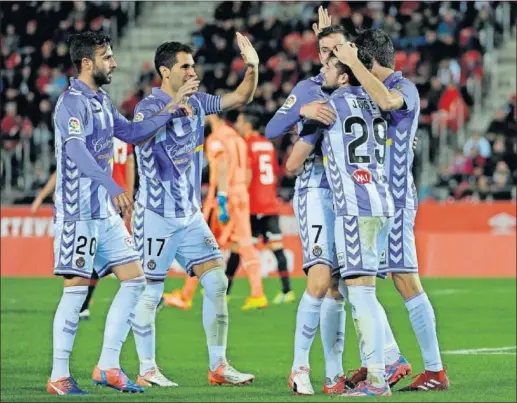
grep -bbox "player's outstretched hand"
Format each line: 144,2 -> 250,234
236,32 -> 259,68
312,6 -> 332,36
113,192 -> 133,218
333,42 -> 358,66
300,100 -> 336,126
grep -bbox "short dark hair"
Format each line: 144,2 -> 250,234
239,112 -> 259,128
354,28 -> 394,69
68,31 -> 112,73
331,46 -> 373,86
154,42 -> 193,78
317,25 -> 348,41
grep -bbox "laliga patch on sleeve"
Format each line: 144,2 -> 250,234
133,112 -> 144,122
280,94 -> 297,110
68,117 -> 81,135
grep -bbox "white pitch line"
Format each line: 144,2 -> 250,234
443,346 -> 516,355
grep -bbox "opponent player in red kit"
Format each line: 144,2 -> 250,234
31,138 -> 135,319
235,113 -> 294,304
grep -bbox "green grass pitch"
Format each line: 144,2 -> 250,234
1,277 -> 516,402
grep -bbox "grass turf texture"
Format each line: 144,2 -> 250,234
1,277 -> 516,402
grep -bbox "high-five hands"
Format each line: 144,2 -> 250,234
312,6 -> 332,36
236,32 -> 259,68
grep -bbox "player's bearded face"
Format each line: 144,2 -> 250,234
92,46 -> 116,86
321,59 -> 340,92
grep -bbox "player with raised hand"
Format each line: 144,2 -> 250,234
130,33 -> 258,388
287,50 -> 396,397
265,9 -> 348,395
333,29 -> 449,392
46,31 -> 187,396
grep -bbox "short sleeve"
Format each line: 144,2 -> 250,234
390,79 -> 419,113
54,94 -> 90,143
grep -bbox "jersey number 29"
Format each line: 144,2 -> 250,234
345,116 -> 387,165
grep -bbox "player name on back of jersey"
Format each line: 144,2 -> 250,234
348,98 -> 379,111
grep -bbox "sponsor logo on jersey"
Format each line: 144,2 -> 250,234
352,168 -> 372,184
68,117 -> 81,135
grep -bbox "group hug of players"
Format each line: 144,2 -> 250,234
40,5 -> 448,397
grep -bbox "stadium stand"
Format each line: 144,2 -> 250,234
1,1 -> 515,204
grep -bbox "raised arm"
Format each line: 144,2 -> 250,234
220,33 -> 259,111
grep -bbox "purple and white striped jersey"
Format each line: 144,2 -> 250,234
322,86 -> 395,217
53,78 -> 119,221
383,72 -> 419,210
134,88 -> 222,218
265,74 -> 329,194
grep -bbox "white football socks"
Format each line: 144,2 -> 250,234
292,291 -> 323,371
98,276 -> 145,370
320,297 -> 345,381
347,286 -> 386,387
51,286 -> 88,381
132,281 -> 164,375
200,269 -> 229,371
406,292 -> 443,372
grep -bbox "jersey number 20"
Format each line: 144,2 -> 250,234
345,116 -> 387,165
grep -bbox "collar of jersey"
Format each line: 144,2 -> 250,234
151,87 -> 173,103
383,71 -> 403,87
70,77 -> 107,100
332,85 -> 364,97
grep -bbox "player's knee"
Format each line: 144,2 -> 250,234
269,241 -> 284,251
392,273 -> 423,300
112,259 -> 145,281
326,275 -> 344,300
63,275 -> 91,287
307,264 -> 331,298
238,244 -> 260,265
200,267 -> 228,297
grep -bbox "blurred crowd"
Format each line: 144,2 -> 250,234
1,1 -> 515,203
435,93 -> 516,201
1,1 -> 141,193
